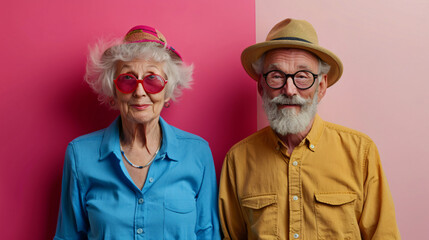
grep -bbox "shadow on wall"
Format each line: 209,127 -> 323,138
44,71 -> 118,239
56,74 -> 119,137
45,163 -> 63,239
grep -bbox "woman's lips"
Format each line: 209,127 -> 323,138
131,104 -> 151,110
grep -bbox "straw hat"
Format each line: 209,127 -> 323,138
104,25 -> 182,61
241,18 -> 343,87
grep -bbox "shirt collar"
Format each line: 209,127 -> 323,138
100,117 -> 122,161
304,114 -> 325,152
158,117 -> 180,161
99,116 -> 180,162
269,114 -> 325,153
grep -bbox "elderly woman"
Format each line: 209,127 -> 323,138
54,25 -> 220,240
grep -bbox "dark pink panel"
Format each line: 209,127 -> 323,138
0,0 -> 255,239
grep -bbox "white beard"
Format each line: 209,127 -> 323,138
262,88 -> 319,135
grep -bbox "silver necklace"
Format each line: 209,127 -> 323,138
120,145 -> 160,169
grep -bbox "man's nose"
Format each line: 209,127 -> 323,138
281,76 -> 298,96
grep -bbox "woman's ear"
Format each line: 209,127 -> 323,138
108,97 -> 117,108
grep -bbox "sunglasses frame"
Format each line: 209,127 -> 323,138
114,73 -> 168,94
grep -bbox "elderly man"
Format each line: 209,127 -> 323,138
218,18 -> 400,240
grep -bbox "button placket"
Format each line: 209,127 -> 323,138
289,147 -> 303,240
135,193 -> 145,238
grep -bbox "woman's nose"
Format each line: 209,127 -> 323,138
132,82 -> 146,97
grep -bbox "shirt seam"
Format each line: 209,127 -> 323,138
69,142 -> 88,219
228,127 -> 272,152
323,121 -> 372,141
69,142 -> 84,190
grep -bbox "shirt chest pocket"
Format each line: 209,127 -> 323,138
314,193 -> 360,240
241,194 -> 278,238
164,199 -> 197,239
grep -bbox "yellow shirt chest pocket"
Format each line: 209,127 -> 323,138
241,194 -> 278,238
314,192 -> 360,240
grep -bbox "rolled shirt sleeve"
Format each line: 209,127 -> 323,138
218,152 -> 247,240
359,141 -> 401,239
54,143 -> 88,239
195,144 -> 221,240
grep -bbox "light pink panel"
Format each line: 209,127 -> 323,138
0,0 -> 255,239
255,0 -> 429,239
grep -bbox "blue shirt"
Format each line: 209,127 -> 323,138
54,117 -> 220,240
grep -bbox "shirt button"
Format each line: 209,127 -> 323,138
310,144 -> 315,149
292,161 -> 298,166
138,198 -> 144,204
137,228 -> 143,234
293,195 -> 299,201
294,233 -> 299,238
149,177 -> 154,183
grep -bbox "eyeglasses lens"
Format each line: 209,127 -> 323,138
294,71 -> 313,89
266,71 -> 285,88
117,75 -> 138,93
143,75 -> 165,93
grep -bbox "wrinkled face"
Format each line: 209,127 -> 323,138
261,48 -> 325,107
259,49 -> 327,135
114,59 -> 169,126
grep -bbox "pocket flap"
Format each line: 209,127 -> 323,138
165,199 -> 195,213
241,194 -> 277,209
315,193 -> 357,206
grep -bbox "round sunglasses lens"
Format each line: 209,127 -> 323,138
144,75 -> 165,93
117,75 -> 137,93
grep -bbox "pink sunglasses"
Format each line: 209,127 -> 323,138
114,73 -> 168,94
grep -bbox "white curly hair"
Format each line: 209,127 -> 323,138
85,40 -> 193,105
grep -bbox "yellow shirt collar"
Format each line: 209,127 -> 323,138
270,114 -> 325,153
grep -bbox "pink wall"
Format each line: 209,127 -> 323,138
3,0 -> 426,239
0,0 -> 255,239
256,0 -> 429,239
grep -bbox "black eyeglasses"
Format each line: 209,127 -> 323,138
262,70 -> 318,90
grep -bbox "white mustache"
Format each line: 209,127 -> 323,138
270,94 -> 308,105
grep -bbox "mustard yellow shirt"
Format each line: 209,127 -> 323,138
219,115 -> 400,240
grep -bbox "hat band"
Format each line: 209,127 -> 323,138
271,37 -> 312,44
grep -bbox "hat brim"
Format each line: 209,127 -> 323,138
241,40 -> 343,87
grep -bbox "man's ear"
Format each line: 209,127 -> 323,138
317,74 -> 328,103
257,78 -> 264,96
